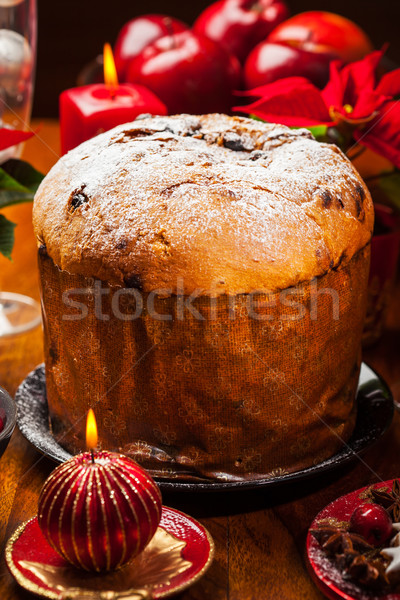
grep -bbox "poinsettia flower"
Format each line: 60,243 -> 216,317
234,50 -> 400,168
235,77 -> 334,127
322,51 -> 389,122
0,127 -> 35,152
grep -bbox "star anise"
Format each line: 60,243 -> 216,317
311,525 -> 346,546
347,555 -> 390,588
372,479 -> 400,522
311,526 -> 374,565
311,524 -> 389,590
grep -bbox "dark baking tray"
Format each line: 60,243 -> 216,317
15,362 -> 393,492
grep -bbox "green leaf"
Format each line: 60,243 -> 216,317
2,158 -> 44,192
0,159 -> 44,258
0,159 -> 44,210
305,125 -> 328,139
0,214 -> 16,260
0,188 -> 37,209
249,114 -> 265,122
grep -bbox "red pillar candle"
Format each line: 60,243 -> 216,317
37,410 -> 162,572
59,43 -> 167,154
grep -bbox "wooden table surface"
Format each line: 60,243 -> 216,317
0,120 -> 399,600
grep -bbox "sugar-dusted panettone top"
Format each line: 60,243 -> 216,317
33,113 -> 373,294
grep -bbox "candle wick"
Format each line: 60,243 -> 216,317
90,449 -> 95,464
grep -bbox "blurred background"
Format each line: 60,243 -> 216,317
33,0 -> 400,118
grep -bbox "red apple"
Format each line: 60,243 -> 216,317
244,41 -> 337,89
114,14 -> 189,81
126,30 -> 241,115
349,502 -> 393,547
268,11 -> 373,64
194,0 -> 289,64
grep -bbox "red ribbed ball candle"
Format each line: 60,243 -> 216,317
37,450 -> 162,572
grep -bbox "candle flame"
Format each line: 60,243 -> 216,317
86,408 -> 98,450
103,43 -> 119,89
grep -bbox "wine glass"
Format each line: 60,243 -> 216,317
0,383 -> 16,455
0,0 -> 36,159
0,0 -> 40,389
0,292 -> 42,394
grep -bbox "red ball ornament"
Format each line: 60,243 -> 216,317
38,451 -> 162,572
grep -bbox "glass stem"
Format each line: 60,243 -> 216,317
0,301 -> 13,335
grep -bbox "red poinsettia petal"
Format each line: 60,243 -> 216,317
0,128 -> 35,152
351,90 -> 389,120
321,60 -> 347,108
377,68 -> 400,97
234,106 -> 333,127
323,50 -> 384,112
342,50 -> 384,104
354,100 -> 400,168
234,78 -> 332,127
236,77 -> 313,97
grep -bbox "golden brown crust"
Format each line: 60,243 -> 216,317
33,114 -> 374,294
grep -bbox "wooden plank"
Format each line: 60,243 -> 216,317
180,516 -> 228,600
228,509 -> 324,600
0,432 -> 52,600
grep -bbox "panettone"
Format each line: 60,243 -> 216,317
33,114 -> 373,481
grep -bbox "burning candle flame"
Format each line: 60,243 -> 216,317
103,43 -> 118,91
86,408 -> 98,450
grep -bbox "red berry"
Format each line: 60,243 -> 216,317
349,502 -> 393,547
0,417 -> 4,433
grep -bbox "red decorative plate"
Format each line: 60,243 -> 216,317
307,479 -> 399,600
6,506 -> 214,599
